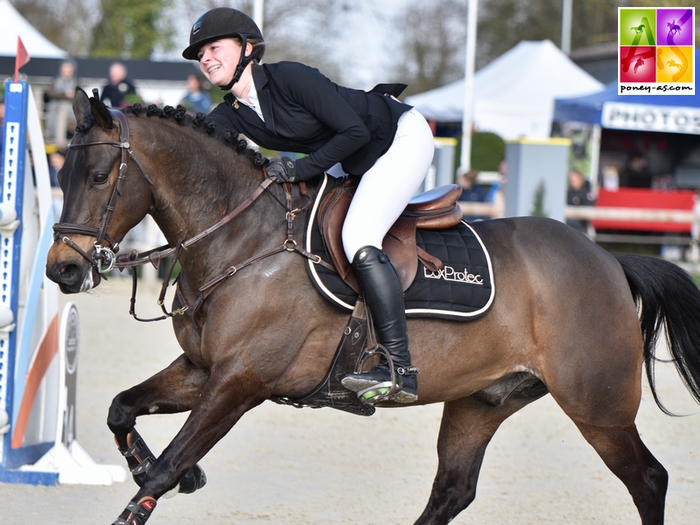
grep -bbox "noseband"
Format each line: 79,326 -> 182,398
53,109 -> 152,274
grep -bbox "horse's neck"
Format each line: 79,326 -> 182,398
134,120 -> 322,290
143,133 -> 262,247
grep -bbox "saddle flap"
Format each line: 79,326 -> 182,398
308,175 -> 495,322
319,178 -> 418,293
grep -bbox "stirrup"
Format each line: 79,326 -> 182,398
350,346 -> 419,404
356,376 -> 418,404
357,381 -> 394,403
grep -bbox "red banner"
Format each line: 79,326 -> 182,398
14,36 -> 31,83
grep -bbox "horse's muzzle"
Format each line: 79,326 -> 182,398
46,244 -> 101,294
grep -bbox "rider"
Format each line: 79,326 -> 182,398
183,8 -> 435,403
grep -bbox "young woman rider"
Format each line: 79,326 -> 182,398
183,8 -> 435,403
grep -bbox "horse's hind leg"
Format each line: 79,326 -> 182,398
575,421 -> 667,525
414,392 -> 541,525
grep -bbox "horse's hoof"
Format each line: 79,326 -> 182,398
178,464 -> 207,494
158,464 -> 208,499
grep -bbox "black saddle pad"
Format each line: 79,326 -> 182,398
305,175 -> 495,321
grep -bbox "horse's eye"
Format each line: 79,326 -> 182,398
91,172 -> 109,185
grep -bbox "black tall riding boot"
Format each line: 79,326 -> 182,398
341,245 -> 418,403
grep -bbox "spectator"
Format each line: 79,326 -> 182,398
101,62 -> 137,108
47,147 -> 66,188
619,151 -> 653,188
457,167 -> 487,221
179,73 -> 212,115
566,169 -> 595,232
44,60 -> 78,144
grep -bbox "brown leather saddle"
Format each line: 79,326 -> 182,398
318,176 -> 463,292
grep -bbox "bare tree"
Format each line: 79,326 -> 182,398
476,0 -> 620,69
390,0 -> 469,96
14,0 -> 102,57
168,0 -> 348,83
477,0 -> 698,70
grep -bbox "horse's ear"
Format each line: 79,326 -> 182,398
73,87 -> 90,126
88,89 -> 115,131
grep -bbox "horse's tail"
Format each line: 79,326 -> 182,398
614,253 -> 700,415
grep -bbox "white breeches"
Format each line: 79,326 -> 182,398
341,108 -> 435,262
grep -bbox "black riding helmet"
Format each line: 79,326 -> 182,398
182,8 -> 265,90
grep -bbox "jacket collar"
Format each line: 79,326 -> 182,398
222,64 -> 275,134
252,64 -> 275,133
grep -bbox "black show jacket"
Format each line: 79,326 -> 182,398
205,61 -> 412,181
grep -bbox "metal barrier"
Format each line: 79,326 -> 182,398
459,202 -> 700,262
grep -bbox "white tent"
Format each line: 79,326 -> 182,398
0,0 -> 67,59
405,40 -> 604,140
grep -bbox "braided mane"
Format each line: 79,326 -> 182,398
75,103 -> 267,169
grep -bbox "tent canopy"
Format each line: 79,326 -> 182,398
405,40 -> 603,140
554,49 -> 700,135
0,0 -> 67,59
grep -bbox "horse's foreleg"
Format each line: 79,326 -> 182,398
575,421 -> 667,525
113,358 -> 269,524
107,354 -> 209,492
414,396 -> 529,525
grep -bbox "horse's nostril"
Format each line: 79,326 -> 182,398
46,261 -> 89,294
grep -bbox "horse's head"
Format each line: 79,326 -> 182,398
46,88 -> 155,293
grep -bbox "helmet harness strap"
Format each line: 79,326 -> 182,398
222,35 -> 251,91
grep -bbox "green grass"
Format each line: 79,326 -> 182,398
693,274 -> 700,290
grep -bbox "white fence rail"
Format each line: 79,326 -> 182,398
459,202 -> 700,262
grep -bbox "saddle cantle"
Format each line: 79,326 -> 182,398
318,176 -> 463,293
307,174 -> 495,321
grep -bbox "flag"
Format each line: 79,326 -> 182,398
14,36 -> 31,83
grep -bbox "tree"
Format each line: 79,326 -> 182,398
477,0 -> 698,70
90,0 -> 174,59
476,0 -> 619,69
14,0 -> 101,57
389,0 -> 469,96
169,0 -> 347,83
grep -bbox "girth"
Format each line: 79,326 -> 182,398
318,176 -> 463,293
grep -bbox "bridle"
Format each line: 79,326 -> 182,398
53,108 -> 152,274
53,104 -> 331,324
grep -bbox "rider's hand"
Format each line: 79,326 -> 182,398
267,156 -> 299,183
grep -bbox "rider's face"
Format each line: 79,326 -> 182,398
197,38 -> 243,87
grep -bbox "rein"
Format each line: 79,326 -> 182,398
54,106 -> 331,324
126,177 -> 330,324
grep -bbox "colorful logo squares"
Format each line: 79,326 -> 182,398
618,7 -> 695,95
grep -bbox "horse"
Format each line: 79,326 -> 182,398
46,88 -> 700,525
667,20 -> 682,36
